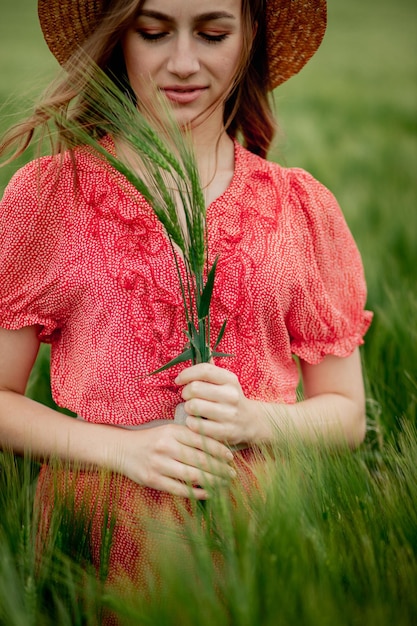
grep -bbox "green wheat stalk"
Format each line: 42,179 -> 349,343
51,67 -> 229,372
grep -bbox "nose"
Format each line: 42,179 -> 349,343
166,33 -> 200,78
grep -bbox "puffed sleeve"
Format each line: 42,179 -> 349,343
0,158 -> 71,341
285,168 -> 373,364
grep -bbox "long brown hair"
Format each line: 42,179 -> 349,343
0,0 -> 276,163
226,0 -> 276,157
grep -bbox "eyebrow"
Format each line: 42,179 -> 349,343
138,10 -> 236,23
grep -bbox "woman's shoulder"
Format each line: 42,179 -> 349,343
3,147 -> 82,190
235,142 -> 339,213
1,144 -> 112,218
2,154 -> 60,197
236,142 -> 327,190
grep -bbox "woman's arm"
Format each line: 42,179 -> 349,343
0,326 -> 235,499
176,348 -> 366,449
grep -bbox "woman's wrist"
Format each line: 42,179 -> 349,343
245,399 -> 280,446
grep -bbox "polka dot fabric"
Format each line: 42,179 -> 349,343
35,448 -> 261,591
0,140 -> 372,582
0,139 -> 372,425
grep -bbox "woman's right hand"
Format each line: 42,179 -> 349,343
0,325 -> 234,500
116,423 -> 236,499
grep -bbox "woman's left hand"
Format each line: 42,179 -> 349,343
175,363 -> 262,447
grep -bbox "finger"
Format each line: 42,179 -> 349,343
175,446 -> 236,479
183,398 -> 237,422
152,475 -> 210,500
181,380 -> 239,405
175,363 -> 236,386
157,458 -> 234,492
175,426 -> 233,462
177,463 -> 234,489
185,414 -> 231,442
149,424 -> 232,462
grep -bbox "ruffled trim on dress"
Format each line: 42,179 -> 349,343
82,139 -> 257,376
87,172 -> 186,378
292,309 -> 373,364
0,309 -> 59,341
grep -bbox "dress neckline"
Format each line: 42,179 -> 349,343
205,140 -> 246,213
99,134 -> 246,213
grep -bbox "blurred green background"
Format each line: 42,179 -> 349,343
0,2 -> 416,623
1,0 -> 416,438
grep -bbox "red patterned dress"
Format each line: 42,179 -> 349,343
0,139 -> 372,581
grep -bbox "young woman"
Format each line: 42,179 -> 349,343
0,0 -> 372,581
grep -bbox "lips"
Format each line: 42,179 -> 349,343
161,86 -> 207,104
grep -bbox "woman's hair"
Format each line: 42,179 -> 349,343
226,0 -> 276,157
0,0 -> 276,162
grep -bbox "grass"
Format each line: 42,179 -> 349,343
0,0 -> 416,623
273,0 -> 417,437
1,432 -> 416,625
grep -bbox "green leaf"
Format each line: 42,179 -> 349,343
185,321 -> 199,342
210,351 -> 233,359
149,348 -> 194,375
197,257 -> 219,320
213,319 -> 228,350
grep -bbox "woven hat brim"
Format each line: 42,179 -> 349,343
38,0 -> 105,67
38,0 -> 327,90
267,0 -> 327,88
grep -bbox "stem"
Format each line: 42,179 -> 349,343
169,239 -> 190,327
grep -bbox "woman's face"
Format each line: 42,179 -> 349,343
122,0 -> 243,131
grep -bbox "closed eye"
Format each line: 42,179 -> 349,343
137,30 -> 168,42
199,32 -> 229,43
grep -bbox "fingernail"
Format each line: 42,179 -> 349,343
226,451 -> 234,461
229,468 -> 237,478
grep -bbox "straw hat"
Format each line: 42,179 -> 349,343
38,0 -> 327,89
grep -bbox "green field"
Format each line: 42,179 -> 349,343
1,0 -> 416,624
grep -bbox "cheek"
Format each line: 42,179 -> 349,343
126,61 -> 165,104
219,40 -> 244,80
215,54 -> 241,90
122,49 -> 151,97
127,73 -> 156,107
122,34 -> 151,82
